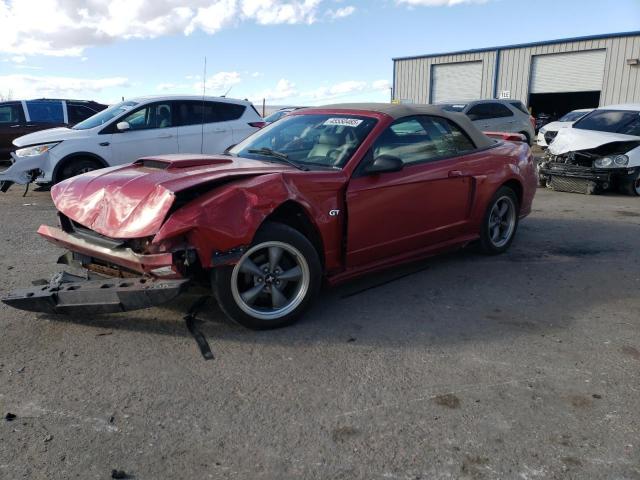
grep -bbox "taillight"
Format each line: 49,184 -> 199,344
529,116 -> 535,130
249,122 -> 266,129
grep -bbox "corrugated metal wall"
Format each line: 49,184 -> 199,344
393,51 -> 496,104
393,34 -> 640,107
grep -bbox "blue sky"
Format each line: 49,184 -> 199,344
0,0 -> 638,106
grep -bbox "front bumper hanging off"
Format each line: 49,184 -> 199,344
539,162 -> 638,194
2,271 -> 189,315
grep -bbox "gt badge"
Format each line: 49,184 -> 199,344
329,209 -> 340,217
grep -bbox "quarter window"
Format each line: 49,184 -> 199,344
0,103 -> 23,124
372,116 -> 475,165
122,103 -> 173,130
26,100 -> 64,123
467,102 -> 513,120
67,104 -> 100,124
176,101 -> 246,126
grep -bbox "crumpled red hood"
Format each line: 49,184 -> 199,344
51,155 -> 290,238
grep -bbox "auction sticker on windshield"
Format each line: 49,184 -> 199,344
324,118 -> 363,127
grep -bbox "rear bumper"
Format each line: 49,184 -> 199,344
37,225 -> 181,278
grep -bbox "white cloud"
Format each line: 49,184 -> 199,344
251,78 -> 298,102
326,5 -> 355,19
249,78 -> 392,104
0,0 -> 351,57
304,80 -> 367,100
194,71 -> 242,94
396,0 -> 489,5
372,79 -> 391,91
0,74 -> 130,99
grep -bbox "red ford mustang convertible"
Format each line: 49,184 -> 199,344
3,104 -> 536,329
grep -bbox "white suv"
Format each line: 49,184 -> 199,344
0,95 -> 264,191
439,99 -> 535,145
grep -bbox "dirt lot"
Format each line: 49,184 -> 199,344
1,184 -> 639,479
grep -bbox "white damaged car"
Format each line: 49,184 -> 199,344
537,104 -> 640,195
536,108 -> 592,148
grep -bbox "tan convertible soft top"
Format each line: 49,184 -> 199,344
314,102 -> 495,149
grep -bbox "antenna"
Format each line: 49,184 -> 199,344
200,56 -> 207,154
222,86 -> 233,98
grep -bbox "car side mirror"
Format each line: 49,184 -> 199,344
467,113 -> 479,121
116,121 -> 130,132
365,155 -> 404,175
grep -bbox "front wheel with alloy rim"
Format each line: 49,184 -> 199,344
621,171 -> 640,196
212,222 -> 322,330
479,186 -> 520,254
56,157 -> 103,183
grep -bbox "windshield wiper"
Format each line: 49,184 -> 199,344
247,148 -> 308,171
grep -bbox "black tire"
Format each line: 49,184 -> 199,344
56,157 -> 103,183
479,186 -> 520,255
620,171 -> 640,196
212,222 -> 322,330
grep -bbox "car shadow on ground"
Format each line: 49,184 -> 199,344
37,215 -> 639,350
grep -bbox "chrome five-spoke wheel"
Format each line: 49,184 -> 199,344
231,241 -> 311,321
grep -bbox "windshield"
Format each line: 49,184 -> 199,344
72,101 -> 138,130
440,104 -> 467,112
573,109 -> 640,136
559,110 -> 589,122
229,114 -> 377,169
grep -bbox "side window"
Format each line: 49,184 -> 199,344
372,116 -> 475,166
0,103 -> 24,124
215,102 -> 245,121
490,103 -> 514,118
122,103 -> 173,130
177,101 -> 246,126
67,104 -> 99,124
26,100 -> 64,123
466,103 -> 493,121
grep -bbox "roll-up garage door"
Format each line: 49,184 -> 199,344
530,49 -> 606,93
431,61 -> 482,103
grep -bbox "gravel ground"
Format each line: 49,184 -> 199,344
0,184 -> 639,479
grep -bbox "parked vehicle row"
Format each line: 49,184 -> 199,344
537,103 -> 640,195
0,96 -> 264,191
0,98 -> 107,160
2,103 -> 537,330
439,99 -> 535,145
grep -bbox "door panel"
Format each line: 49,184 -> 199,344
0,102 -> 27,159
110,102 -> 178,164
346,160 -> 473,267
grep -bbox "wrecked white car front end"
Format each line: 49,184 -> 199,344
538,125 -> 640,196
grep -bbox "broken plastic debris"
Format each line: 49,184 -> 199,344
4,413 -> 16,421
111,469 -> 129,479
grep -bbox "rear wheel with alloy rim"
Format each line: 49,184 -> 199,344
212,222 -> 321,330
479,186 -> 519,254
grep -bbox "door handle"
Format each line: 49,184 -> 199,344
157,134 -> 173,139
99,142 -> 110,147
212,128 -> 226,133
448,170 -> 463,177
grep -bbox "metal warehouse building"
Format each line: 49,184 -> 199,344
392,31 -> 640,117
